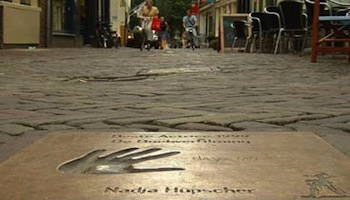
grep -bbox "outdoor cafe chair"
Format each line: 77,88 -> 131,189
248,12 -> 281,53
305,0 -> 332,27
335,8 -> 350,16
328,0 -> 350,15
264,6 -> 283,27
274,0 -> 308,56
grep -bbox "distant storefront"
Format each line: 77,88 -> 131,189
0,0 -> 130,48
0,0 -> 41,48
198,0 -> 241,38
50,0 -> 82,47
51,0 -> 130,47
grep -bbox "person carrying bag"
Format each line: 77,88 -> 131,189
137,0 -> 159,51
151,17 -> 161,31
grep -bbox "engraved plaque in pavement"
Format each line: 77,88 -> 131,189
0,132 -> 349,200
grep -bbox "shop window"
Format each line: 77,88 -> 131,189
208,15 -> 213,35
53,0 -> 75,33
53,0 -> 64,31
20,0 -> 31,5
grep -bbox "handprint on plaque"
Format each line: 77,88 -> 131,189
58,147 -> 185,174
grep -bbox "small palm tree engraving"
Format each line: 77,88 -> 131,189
58,147 -> 184,174
304,173 -> 349,198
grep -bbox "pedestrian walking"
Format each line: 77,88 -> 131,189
183,8 -> 199,48
158,17 -> 169,49
137,0 -> 159,51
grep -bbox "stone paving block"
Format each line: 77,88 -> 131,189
126,123 -> 180,132
37,124 -> 78,131
35,109 -> 85,116
155,113 -> 285,127
21,97 -> 71,105
0,109 -> 48,120
155,116 -> 214,127
303,115 -> 350,125
0,124 -> 35,136
60,104 -> 111,111
13,103 -> 59,111
175,122 -> 233,131
322,123 -> 350,132
0,97 -> 21,108
106,114 -> 198,126
106,116 -> 161,126
137,66 -> 220,76
230,121 -> 292,132
118,91 -> 159,97
258,114 -> 331,125
67,117 -> 114,126
286,123 -> 350,157
129,102 -> 225,110
72,109 -> 155,118
148,107 -> 212,116
0,130 -> 47,162
220,105 -> 285,114
270,105 -> 350,116
80,122 -> 123,130
109,127 -> 146,132
15,114 -> 110,127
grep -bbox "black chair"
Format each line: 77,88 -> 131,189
264,6 -> 283,27
305,0 -> 332,27
248,12 -> 281,53
327,0 -> 350,16
274,0 -> 308,56
264,6 -> 281,16
335,8 -> 350,16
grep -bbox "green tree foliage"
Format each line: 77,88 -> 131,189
154,0 -> 191,36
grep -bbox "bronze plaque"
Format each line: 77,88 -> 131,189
0,132 -> 349,200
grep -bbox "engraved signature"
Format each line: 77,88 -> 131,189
58,147 -> 184,174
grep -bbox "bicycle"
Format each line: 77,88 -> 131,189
139,19 -> 152,51
184,27 -> 196,50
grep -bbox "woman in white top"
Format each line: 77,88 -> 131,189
138,0 -> 159,50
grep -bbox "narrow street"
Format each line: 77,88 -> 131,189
0,47 -> 349,161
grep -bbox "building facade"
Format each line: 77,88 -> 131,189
0,0 -> 130,48
79,0 -> 130,47
0,0 -> 41,48
50,0 -> 81,47
198,0 -> 281,38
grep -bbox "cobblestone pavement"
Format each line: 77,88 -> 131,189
0,47 -> 349,161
